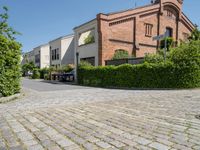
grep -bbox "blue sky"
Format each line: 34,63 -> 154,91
0,0 -> 199,52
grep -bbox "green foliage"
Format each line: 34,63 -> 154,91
59,64 -> 74,73
160,37 -> 174,51
144,53 -> 164,63
78,40 -> 200,88
78,62 -> 200,88
84,35 -> 95,45
188,27 -> 200,41
44,74 -> 49,80
170,40 -> 200,67
32,69 -> 40,79
144,49 -> 171,63
79,60 -> 93,68
39,67 -> 49,79
112,49 -> 129,60
22,61 -> 36,76
0,35 -> 21,96
0,7 -> 22,96
0,6 -> 20,40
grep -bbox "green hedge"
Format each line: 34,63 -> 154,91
32,69 -> 40,79
78,62 -> 200,88
0,35 -> 21,96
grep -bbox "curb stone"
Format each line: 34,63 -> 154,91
0,93 -> 21,104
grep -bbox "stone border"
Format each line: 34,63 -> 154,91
0,93 -> 21,104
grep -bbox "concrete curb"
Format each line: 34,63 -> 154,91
0,93 -> 21,104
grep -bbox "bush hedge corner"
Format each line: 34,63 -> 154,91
0,35 -> 21,96
78,41 -> 200,89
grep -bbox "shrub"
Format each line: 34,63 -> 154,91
39,67 -> 49,79
170,40 -> 200,67
60,64 -> 74,73
44,74 -> 49,80
112,49 -> 129,60
32,69 -> 40,79
144,53 -> 164,63
22,61 -> 36,76
0,35 -> 21,96
78,40 -> 200,89
0,6 -> 21,97
160,37 -> 174,51
84,35 -> 95,45
188,27 -> 200,41
78,62 -> 200,88
79,60 -> 93,68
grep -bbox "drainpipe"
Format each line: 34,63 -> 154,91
75,52 -> 79,84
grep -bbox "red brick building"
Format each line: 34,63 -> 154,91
74,0 -> 195,66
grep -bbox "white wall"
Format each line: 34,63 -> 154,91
61,36 -> 74,65
49,35 -> 75,67
49,39 -> 62,66
40,44 -> 50,68
33,47 -> 40,68
33,44 -> 50,69
74,19 -> 99,66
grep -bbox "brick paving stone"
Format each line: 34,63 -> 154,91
133,137 -> 152,145
10,145 -> 24,150
109,140 -> 126,148
17,131 -> 34,141
27,144 -> 44,150
63,144 -> 81,150
56,139 -> 75,147
0,79 -> 200,150
96,141 -> 112,149
149,142 -> 170,150
23,140 -> 38,147
83,142 -> 99,150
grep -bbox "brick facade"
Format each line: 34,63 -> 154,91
97,0 -> 195,65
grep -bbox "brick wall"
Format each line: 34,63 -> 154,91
96,0 -> 194,66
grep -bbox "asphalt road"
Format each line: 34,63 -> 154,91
22,78 -> 91,92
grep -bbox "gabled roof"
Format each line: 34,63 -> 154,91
49,34 -> 74,43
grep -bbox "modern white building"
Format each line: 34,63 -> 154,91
21,50 -> 35,65
33,44 -> 50,69
49,34 -> 74,68
22,44 -> 50,69
74,19 -> 99,66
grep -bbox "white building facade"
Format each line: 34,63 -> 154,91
74,19 -> 99,66
33,44 -> 50,69
49,34 -> 74,68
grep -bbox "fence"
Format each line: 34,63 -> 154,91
105,57 -> 144,66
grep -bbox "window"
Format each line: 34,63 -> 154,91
145,23 -> 153,37
78,29 -> 95,46
183,33 -> 189,41
51,48 -> 59,61
167,10 -> 173,17
166,27 -> 173,37
35,54 -> 40,63
80,57 -> 95,66
57,48 -> 59,60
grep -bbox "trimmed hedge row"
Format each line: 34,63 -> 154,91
78,62 -> 200,88
0,35 -> 21,96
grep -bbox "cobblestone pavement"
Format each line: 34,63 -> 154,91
0,79 -> 200,150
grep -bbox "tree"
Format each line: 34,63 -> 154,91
188,27 -> 200,41
0,6 -> 22,96
0,6 -> 20,40
160,37 -> 174,51
112,49 -> 129,60
22,61 -> 36,76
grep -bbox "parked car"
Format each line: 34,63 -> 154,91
62,70 -> 75,82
